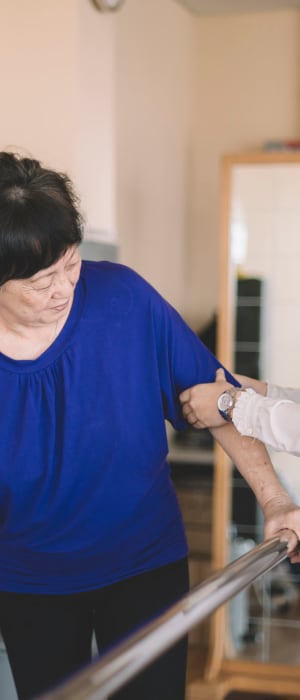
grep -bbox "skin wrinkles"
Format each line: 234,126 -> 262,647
0,245 -> 82,359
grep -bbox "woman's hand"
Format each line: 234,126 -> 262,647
179,368 -> 233,428
263,496 -> 300,562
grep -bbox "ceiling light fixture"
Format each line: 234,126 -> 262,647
91,0 -> 124,10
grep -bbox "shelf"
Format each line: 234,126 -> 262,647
168,444 -> 214,465
167,425 -> 214,466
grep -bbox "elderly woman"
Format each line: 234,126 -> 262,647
0,152 -> 300,700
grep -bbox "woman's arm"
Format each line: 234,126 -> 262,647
211,422 -> 300,561
234,373 -> 267,395
234,373 -> 300,404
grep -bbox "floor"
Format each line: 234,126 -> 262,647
186,572 -> 300,700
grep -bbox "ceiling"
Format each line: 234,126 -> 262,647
174,0 -> 300,15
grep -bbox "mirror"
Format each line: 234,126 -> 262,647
216,152 -> 300,672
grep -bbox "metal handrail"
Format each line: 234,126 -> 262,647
39,536 -> 289,700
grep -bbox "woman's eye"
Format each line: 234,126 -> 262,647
32,281 -> 51,291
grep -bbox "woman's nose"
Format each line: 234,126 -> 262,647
51,274 -> 73,296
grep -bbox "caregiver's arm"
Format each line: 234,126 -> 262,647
180,369 -> 300,456
236,373 -> 300,404
210,421 -> 300,562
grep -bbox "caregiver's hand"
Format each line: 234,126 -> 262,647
179,368 -> 233,428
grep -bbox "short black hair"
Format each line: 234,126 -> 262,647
0,152 -> 84,285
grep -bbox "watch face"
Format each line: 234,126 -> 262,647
219,392 -> 233,411
217,390 -> 235,421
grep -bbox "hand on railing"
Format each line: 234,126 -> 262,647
277,527 -> 299,559
263,498 -> 300,563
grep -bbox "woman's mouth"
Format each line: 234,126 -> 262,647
51,301 -> 69,312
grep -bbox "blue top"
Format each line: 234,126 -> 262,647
0,261 -> 234,594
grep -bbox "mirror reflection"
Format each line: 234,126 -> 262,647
225,154 -> 300,665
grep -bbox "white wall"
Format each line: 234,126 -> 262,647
187,10 -> 300,328
74,0 -> 117,238
115,0 -> 197,313
0,0 -> 77,171
0,1 -> 300,331
0,0 -> 116,237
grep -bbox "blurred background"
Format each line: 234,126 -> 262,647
1,0 -> 300,331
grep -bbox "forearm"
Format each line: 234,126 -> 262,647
210,406 -> 300,560
210,423 -> 292,511
234,373 -> 267,395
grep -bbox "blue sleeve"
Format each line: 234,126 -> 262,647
151,293 -> 239,430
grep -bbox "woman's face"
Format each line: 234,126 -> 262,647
0,245 -> 82,327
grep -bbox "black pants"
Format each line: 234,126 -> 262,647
0,558 -> 189,700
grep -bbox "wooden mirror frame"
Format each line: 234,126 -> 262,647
187,151 -> 300,700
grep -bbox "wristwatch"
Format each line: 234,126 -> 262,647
217,388 -> 241,422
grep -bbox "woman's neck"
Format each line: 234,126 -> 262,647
0,317 -> 62,360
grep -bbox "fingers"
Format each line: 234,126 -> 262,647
215,368 -> 226,382
181,400 -> 205,428
289,551 -> 300,564
179,388 -> 190,403
278,528 -> 299,555
266,526 -> 300,560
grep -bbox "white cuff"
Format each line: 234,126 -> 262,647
232,388 -> 257,436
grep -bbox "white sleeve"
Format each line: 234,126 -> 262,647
232,388 -> 300,456
267,383 -> 300,404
